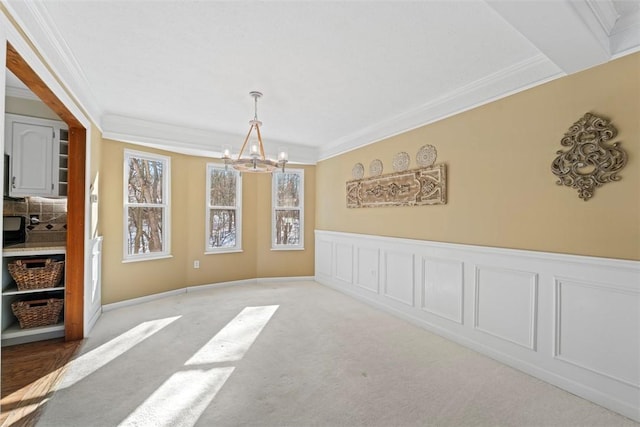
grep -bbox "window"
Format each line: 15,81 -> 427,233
124,150 -> 170,261
272,169 -> 304,250
206,164 -> 242,252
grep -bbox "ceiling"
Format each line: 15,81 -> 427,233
4,0 -> 640,163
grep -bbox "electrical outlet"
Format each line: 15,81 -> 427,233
193,260 -> 200,269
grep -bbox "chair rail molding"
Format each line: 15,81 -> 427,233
314,229 -> 640,422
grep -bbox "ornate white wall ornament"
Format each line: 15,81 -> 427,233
551,113 -> 627,201
416,144 -> 437,167
392,152 -> 410,172
369,159 -> 383,176
352,163 -> 364,179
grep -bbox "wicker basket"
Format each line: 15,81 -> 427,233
11,298 -> 64,329
8,259 -> 64,291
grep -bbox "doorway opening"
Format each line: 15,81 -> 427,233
5,42 -> 86,341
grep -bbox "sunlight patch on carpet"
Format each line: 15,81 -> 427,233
186,305 -> 279,365
118,367 -> 235,427
116,306 -> 279,426
58,316 -> 181,389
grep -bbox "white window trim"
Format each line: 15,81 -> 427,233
123,149 -> 171,262
271,168 -> 304,250
205,163 -> 242,253
122,254 -> 173,264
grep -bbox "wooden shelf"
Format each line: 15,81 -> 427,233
2,246 -> 66,346
2,285 -> 64,296
3,245 -> 66,256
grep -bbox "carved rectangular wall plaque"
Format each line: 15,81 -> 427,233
346,164 -> 446,208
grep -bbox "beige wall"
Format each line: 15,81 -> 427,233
100,139 -> 316,303
100,140 -> 186,303
316,53 -> 640,261
182,156 -> 259,287
255,165 -> 316,277
5,96 -> 61,120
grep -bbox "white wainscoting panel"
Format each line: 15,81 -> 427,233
421,257 -> 464,324
474,266 -> 538,350
315,230 -> 640,422
316,239 -> 333,278
334,243 -> 354,284
554,278 -> 640,388
356,247 -> 380,294
382,250 -> 415,306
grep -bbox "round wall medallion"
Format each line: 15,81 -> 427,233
352,163 -> 364,179
416,144 -> 437,167
392,152 -> 410,172
370,159 -> 383,176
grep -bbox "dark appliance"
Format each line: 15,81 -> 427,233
3,215 -> 26,247
3,154 -> 9,197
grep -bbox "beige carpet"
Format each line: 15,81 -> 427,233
38,280 -> 637,426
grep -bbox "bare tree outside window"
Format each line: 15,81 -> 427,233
207,165 -> 241,251
272,170 -> 304,248
124,151 -> 170,259
275,209 -> 300,245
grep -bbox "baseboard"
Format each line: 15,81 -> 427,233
186,279 -> 257,293
84,306 -> 101,334
101,276 -> 316,311
186,276 -> 314,292
102,288 -> 186,312
256,276 -> 316,283
315,230 -> 640,422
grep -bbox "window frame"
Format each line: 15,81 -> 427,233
271,168 -> 304,251
205,163 -> 243,254
123,149 -> 171,262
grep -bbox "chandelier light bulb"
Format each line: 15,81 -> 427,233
278,147 -> 288,162
222,144 -> 232,159
249,139 -> 260,157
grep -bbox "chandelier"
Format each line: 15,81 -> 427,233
222,91 -> 288,173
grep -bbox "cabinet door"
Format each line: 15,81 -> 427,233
10,121 -> 54,197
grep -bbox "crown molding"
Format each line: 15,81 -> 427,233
582,0 -> 640,57
610,8 -> 640,56
3,0 -> 103,130
570,0 -> 640,58
0,11 -> 91,130
584,0 -> 619,35
569,0 -> 615,54
102,114 -> 318,164
487,0 -> 613,74
318,54 -> 562,161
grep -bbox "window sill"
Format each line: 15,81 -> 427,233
205,249 -> 244,255
122,254 -> 173,263
270,247 -> 305,251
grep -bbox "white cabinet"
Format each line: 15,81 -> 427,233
10,121 -> 54,196
1,247 -> 66,346
5,113 -> 67,197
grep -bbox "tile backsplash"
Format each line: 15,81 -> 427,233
3,196 -> 67,243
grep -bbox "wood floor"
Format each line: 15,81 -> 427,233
1,339 -> 81,427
